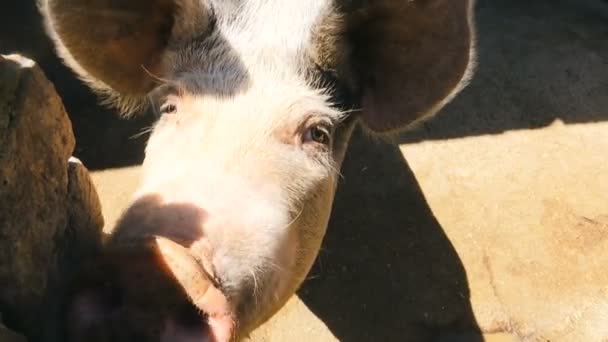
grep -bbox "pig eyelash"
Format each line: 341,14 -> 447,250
158,92 -> 181,116
300,123 -> 335,159
297,114 -> 334,144
159,102 -> 178,115
130,125 -> 155,140
303,124 -> 331,145
147,83 -> 184,117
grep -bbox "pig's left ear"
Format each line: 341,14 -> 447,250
338,0 -> 475,133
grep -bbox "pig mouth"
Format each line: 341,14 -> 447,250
67,236 -> 235,342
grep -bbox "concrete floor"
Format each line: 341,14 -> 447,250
2,0 -> 607,340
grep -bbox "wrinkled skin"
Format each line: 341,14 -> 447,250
40,0 -> 475,340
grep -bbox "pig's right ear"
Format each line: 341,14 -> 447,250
39,0 -> 211,113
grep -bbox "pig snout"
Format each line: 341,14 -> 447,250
67,236 -> 234,342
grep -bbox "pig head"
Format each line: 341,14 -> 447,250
40,0 -> 475,340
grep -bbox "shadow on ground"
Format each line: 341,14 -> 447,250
298,129 -> 481,342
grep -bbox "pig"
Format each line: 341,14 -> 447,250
40,0 -> 476,340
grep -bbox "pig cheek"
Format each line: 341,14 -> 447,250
293,179 -> 339,271
237,228 -> 299,332
276,226 -> 300,293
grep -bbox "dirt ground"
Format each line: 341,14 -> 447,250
2,0 -> 608,341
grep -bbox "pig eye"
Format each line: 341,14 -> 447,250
159,102 -> 177,115
303,124 -> 331,146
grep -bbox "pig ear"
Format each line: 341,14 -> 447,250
343,0 -> 475,133
39,0 -> 211,112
